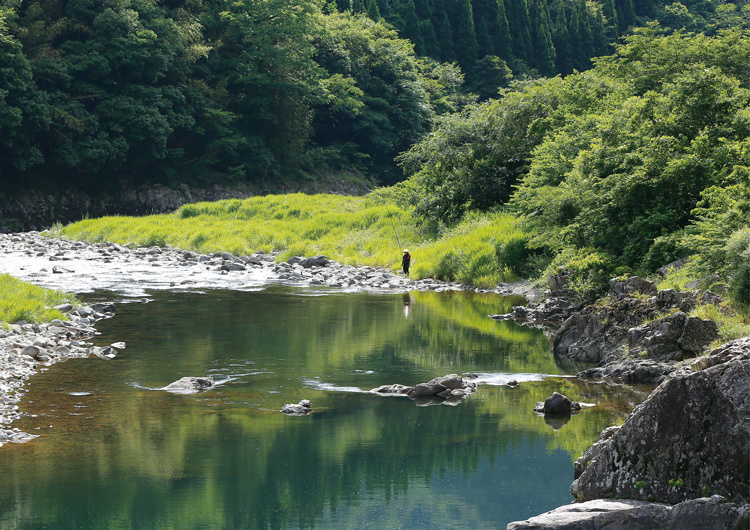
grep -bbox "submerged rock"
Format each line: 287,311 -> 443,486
161,377 -> 215,394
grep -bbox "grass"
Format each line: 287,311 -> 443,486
0,274 -> 78,325
690,302 -> 750,348
50,193 -> 528,288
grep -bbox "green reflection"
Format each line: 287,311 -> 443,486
0,288 -> 649,528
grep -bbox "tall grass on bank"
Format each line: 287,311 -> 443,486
52,193 -> 528,287
0,274 -> 77,325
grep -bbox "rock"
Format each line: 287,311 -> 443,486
221,261 -> 246,272
534,392 -> 582,414
370,374 -> 478,404
657,257 -> 690,277
410,382 -> 448,397
161,377 -> 215,394
571,338 -> 750,505
300,255 -> 329,268
371,384 -> 414,394
507,497 -> 750,530
53,303 -> 73,313
577,359 -> 674,385
281,400 -> 312,415
609,276 -> 658,297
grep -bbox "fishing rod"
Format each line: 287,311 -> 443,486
387,213 -> 402,250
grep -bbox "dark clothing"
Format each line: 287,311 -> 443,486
402,253 -> 411,275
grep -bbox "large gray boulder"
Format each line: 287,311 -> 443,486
571,338 -> 750,505
507,496 -> 749,530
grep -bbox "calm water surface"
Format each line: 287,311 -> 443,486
0,287 -> 648,528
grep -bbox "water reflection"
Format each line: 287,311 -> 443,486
0,288 -> 649,528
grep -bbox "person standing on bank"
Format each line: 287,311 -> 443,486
401,249 -> 411,276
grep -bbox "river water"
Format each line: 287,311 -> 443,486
0,286 -> 648,528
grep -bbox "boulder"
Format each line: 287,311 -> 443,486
571,338 -> 750,505
281,400 -> 312,415
533,392 -> 582,415
301,255 -> 329,268
161,377 -> 215,394
507,496 -> 750,530
609,276 -> 658,297
410,382 -> 448,397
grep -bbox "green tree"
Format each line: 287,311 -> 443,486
553,0 -> 575,74
400,0 -> 425,54
436,10 -> 457,62
531,0 -> 557,75
506,0 -> 533,63
453,0 -> 480,72
495,0 -> 514,61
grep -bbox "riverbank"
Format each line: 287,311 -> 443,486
501,276 -> 750,529
2,231 -> 747,528
0,231 -> 533,447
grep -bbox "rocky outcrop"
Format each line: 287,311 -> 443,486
281,400 -> 312,415
0,184 -> 255,232
571,339 -> 750,505
507,496 -> 750,530
371,374 -> 478,405
161,377 -> 215,394
546,278 -> 723,384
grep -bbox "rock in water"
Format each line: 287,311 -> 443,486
281,400 -> 312,415
507,497 -> 750,529
571,338 -> 750,505
533,392 -> 582,414
161,377 -> 215,394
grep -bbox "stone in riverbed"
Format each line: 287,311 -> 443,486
534,392 -> 582,415
161,376 -> 215,394
281,400 -> 312,415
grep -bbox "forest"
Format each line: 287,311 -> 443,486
1,0 -> 750,305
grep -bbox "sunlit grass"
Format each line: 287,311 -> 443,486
52,193 -> 527,287
0,274 -> 77,324
690,302 -> 750,348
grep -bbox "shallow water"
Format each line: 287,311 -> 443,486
0,287 -> 648,528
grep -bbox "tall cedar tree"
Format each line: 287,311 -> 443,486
401,0 -> 425,54
531,0 -> 556,75
506,0 -> 533,64
553,0 -> 575,74
495,0 -> 513,61
421,19 -> 442,56
436,9 -> 457,62
602,0 -> 619,40
367,0 -> 382,19
452,0 -> 480,72
576,0 -> 595,69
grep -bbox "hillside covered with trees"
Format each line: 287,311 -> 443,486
3,0 -> 746,192
2,0 -> 750,306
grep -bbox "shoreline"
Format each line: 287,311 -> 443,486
0,231 -> 533,447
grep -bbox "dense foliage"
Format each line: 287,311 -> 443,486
404,27 -> 750,298
0,0 -> 461,190
341,0 -> 749,91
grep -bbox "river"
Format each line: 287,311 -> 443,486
0,285 -> 649,528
